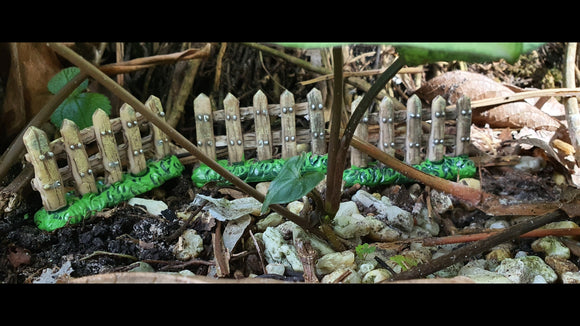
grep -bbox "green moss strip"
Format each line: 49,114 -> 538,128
34,155 -> 184,232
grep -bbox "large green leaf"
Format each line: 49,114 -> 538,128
261,153 -> 325,214
50,93 -> 111,130
47,67 -> 88,96
392,42 -> 545,65
277,42 -> 545,65
48,67 -> 111,129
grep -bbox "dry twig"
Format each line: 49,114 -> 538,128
388,210 -> 568,281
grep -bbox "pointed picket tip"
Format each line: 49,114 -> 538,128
432,95 -> 447,106
307,87 -> 321,98
92,108 -> 109,120
253,90 -> 267,107
224,92 -> 238,106
145,94 -> 161,104
281,89 -> 293,98
23,126 -> 49,152
61,118 -> 79,130
194,93 -> 209,103
253,89 -> 267,102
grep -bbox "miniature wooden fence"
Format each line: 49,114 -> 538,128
24,87 -> 472,213
22,95 -> 172,212
193,88 -> 472,167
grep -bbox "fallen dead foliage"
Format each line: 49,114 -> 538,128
415,70 -> 567,132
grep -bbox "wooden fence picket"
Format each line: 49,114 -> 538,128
224,93 -> 244,163
23,126 -> 67,211
378,97 -> 396,157
145,95 -> 171,160
307,88 -> 326,155
120,104 -> 147,175
93,108 -> 123,185
427,96 -> 447,162
252,90 -> 273,161
455,95 -> 472,156
193,93 -> 216,160
280,90 -> 297,159
405,94 -> 423,165
61,119 -> 97,195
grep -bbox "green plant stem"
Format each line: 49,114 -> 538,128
46,42 -> 320,237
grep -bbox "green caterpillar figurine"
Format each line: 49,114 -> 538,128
33,155 -> 184,232
191,152 -> 476,188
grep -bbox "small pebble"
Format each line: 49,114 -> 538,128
561,271 -> 580,284
265,263 -> 286,276
544,256 -> 579,278
531,236 -> 570,259
430,189 -> 453,215
256,212 -> 284,231
514,156 -> 545,172
316,251 -> 356,275
262,227 -> 303,272
286,201 -> 304,215
173,229 -> 204,261
321,267 -> 361,283
362,269 -> 392,283
496,255 -> 557,283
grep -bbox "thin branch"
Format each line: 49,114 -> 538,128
395,227 -> 580,247
299,66 -> 424,86
388,209 -> 568,281
243,42 -> 329,75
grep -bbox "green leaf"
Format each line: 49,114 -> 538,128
50,92 -> 111,129
277,42 -> 545,66
389,255 -> 418,271
47,67 -> 88,96
355,243 -> 376,259
261,153 -> 325,214
48,67 -> 111,129
392,42 -> 545,66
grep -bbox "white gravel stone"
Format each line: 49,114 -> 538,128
173,229 -> 204,261
352,190 -> 413,232
316,250 -> 356,275
496,255 -> 557,283
262,227 -> 303,272
531,236 -> 570,259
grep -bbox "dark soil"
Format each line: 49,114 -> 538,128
0,176 -> 194,283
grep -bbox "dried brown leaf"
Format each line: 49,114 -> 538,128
415,70 -> 565,131
0,43 -> 62,150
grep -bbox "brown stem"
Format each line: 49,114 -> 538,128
404,227 -> 580,247
349,135 -> 483,206
325,51 -> 405,217
46,42 -> 319,236
324,47 -> 345,216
